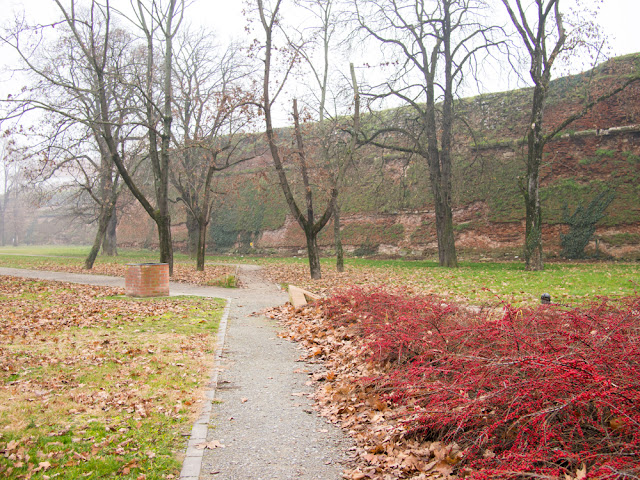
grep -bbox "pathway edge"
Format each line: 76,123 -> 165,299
180,297 -> 232,480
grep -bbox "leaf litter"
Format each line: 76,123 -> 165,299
266,301 -> 457,480
265,288 -> 640,480
0,275 -> 223,479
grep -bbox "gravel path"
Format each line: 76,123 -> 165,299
0,265 -> 351,479
197,266 -> 351,480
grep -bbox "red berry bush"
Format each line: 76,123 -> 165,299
323,289 -> 640,478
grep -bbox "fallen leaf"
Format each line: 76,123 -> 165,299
576,464 -> 587,480
196,440 -> 225,450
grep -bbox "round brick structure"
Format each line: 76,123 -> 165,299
125,263 -> 169,297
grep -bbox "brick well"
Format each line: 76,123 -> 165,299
125,263 -> 170,297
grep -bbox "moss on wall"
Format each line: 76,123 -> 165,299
203,54 -> 640,252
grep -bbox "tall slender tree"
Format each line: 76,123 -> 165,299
501,0 -> 639,270
1,1 -> 140,268
171,29 -> 258,270
353,0 -> 502,267
501,0 -> 567,270
254,0 -> 337,279
0,136 -> 21,247
292,0 -> 356,272
119,0 -> 184,275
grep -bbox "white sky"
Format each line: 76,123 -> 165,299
4,1 -> 639,59
1,0 -> 639,187
1,0 -> 639,114
190,0 -> 640,58
598,0 -> 640,56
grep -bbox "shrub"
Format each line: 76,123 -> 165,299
207,273 -> 238,288
323,289 -> 640,479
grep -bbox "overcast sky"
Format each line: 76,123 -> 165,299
2,0 -> 639,116
195,0 -> 640,57
5,1 -> 640,56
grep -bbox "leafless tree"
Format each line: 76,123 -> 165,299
352,0 -> 503,267
254,0 -> 337,279
171,28 -> 259,270
0,136 -> 22,247
291,0 -> 357,272
500,0 -> 639,270
0,0 -> 142,268
112,0 -> 185,275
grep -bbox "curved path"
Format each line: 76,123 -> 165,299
0,265 -> 351,479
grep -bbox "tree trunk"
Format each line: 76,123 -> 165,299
306,229 -> 322,280
434,195 -> 457,267
186,210 -> 199,259
435,0 -> 458,269
157,214 -> 174,273
334,201 -> 344,272
258,3 -> 335,280
102,210 -> 118,256
12,189 -> 18,246
524,82 -> 546,271
524,165 -> 544,270
85,203 -> 115,269
196,218 -> 207,271
425,121 -> 458,267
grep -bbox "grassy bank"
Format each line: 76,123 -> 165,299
258,256 -> 639,307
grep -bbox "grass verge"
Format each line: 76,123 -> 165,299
259,258 -> 639,307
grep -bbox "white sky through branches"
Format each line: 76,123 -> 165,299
1,0 -> 639,122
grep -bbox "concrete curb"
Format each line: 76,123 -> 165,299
180,297 -> 232,480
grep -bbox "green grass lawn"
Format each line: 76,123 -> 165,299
249,255 -> 639,307
0,245 -> 637,306
388,260 -> 639,306
0,277 -> 224,479
0,245 -> 188,263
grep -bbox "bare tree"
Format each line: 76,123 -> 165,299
254,0 -> 337,279
500,0 -> 639,270
0,136 -> 22,247
501,0 -> 570,270
353,0 -> 502,267
291,0 -> 358,273
112,0 -> 184,275
171,28 -> 259,270
0,1 -> 142,268
0,133 -> 33,247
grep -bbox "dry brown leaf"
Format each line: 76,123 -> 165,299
576,464 -> 587,480
196,440 -> 225,450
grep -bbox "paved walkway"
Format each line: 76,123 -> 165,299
0,266 -> 350,479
